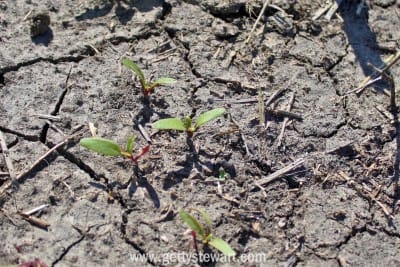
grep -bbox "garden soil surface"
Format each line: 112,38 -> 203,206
1,0 -> 400,266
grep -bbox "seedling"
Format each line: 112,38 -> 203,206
179,209 -> 236,256
122,58 -> 176,96
218,167 -> 227,182
80,135 -> 150,164
152,108 -> 226,137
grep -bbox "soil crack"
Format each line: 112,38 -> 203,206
0,126 -> 40,142
51,224 -> 98,267
120,209 -> 156,266
0,55 -> 86,79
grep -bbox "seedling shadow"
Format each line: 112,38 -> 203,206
128,165 -> 160,208
339,1 -> 399,215
136,97 -> 171,126
338,1 -> 390,91
31,29 -> 53,46
163,137 -> 219,190
392,113 -> 400,215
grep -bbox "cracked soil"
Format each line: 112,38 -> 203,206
1,0 -> 400,266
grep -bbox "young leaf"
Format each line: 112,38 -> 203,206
126,135 -> 135,155
122,58 -> 146,88
208,237 -> 236,256
179,210 -> 205,238
183,116 -> 192,131
152,77 -> 177,86
194,108 -> 226,129
191,208 -> 212,231
80,137 -> 122,156
219,167 -> 226,181
153,118 -> 186,131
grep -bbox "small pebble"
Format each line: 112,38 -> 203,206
278,218 -> 287,228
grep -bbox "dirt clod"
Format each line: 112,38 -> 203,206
30,12 -> 50,38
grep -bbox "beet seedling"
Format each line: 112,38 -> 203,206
152,108 -> 226,137
122,58 -> 176,96
179,209 -> 236,256
80,135 -> 150,164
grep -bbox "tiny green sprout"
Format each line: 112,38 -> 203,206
122,58 -> 176,96
179,209 -> 236,257
80,136 -> 150,164
152,108 -> 226,136
219,167 -> 226,182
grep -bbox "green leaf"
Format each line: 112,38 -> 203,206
152,118 -> 186,131
183,116 -> 192,130
80,137 -> 122,156
219,167 -> 226,182
152,77 -> 177,86
208,237 -> 236,256
192,208 -> 212,231
194,108 -> 226,130
126,135 -> 135,155
179,210 -> 204,237
122,58 -> 146,88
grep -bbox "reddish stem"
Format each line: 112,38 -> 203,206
130,144 -> 150,164
191,230 -> 199,255
144,86 -> 156,96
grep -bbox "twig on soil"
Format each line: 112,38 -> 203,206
220,194 -> 240,205
312,0 -> 343,21
312,2 -> 333,21
258,89 -> 265,129
375,105 -> 395,123
85,43 -> 100,54
214,91 -> 285,105
246,0 -> 271,44
266,108 -> 302,121
0,126 -> 85,196
325,0 -> 342,20
265,88 -> 286,107
252,158 -> 305,190
0,131 -> 17,182
348,50 -> 400,96
337,255 -> 349,267
18,211 -> 50,229
253,180 -> 268,197
152,48 -> 178,63
153,203 -> 174,223
213,98 -> 258,104
45,119 -> 66,136
88,122 -> 97,137
23,204 -> 49,216
337,171 -> 393,219
277,92 -> 295,147
35,114 -> 62,122
23,9 -> 33,21
17,138 -> 69,180
62,180 -> 75,199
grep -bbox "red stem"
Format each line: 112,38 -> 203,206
130,144 -> 150,164
191,230 -> 199,255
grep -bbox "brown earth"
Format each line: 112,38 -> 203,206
1,0 -> 400,266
